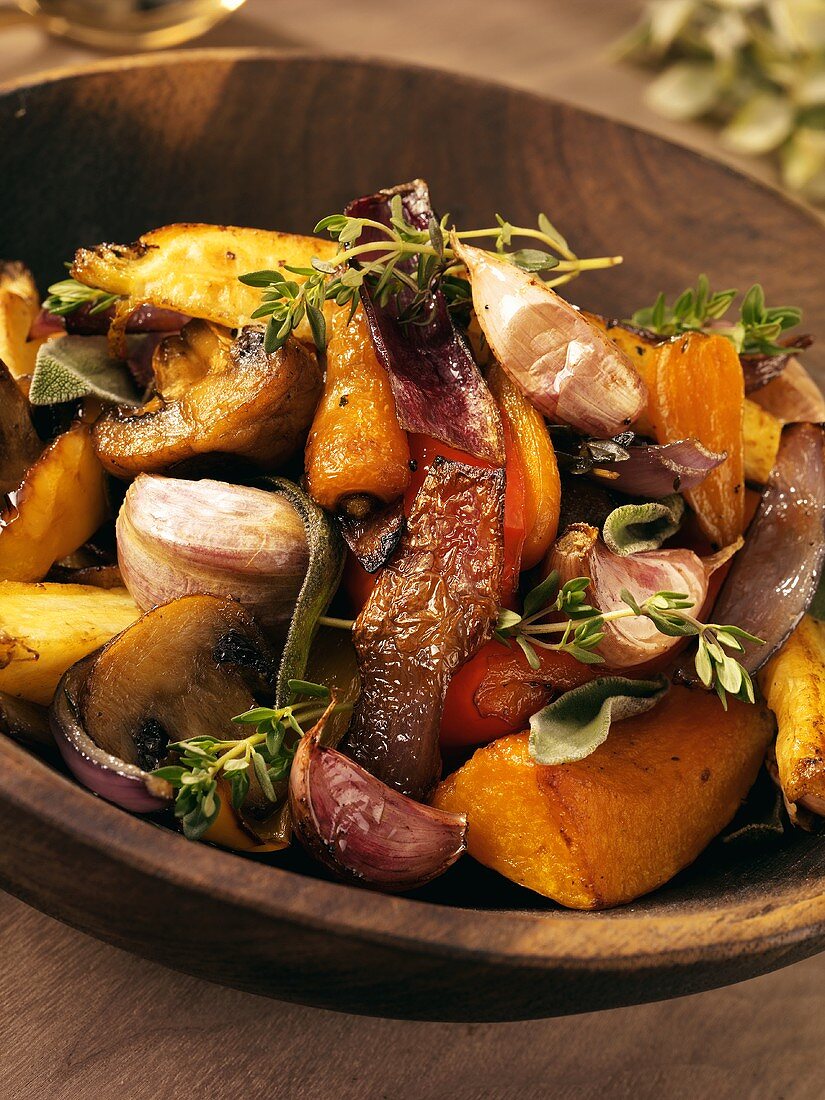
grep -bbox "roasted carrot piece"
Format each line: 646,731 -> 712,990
305,304 -> 410,517
648,333 -> 745,547
434,686 -> 773,909
487,362 -> 561,570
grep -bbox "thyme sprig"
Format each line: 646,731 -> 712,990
241,199 -> 623,354
497,572 -> 764,707
43,274 -> 121,317
151,679 -> 341,840
628,275 -> 802,356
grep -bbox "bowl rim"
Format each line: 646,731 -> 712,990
2,47 -> 825,976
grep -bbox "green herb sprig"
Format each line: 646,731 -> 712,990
240,198 -> 623,354
496,572 -> 764,708
43,275 -> 122,317
628,275 -> 803,356
151,679 -> 340,840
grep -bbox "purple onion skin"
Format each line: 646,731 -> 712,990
65,303 -> 188,336
290,719 -> 467,892
741,336 -> 812,394
605,439 -> 726,498
345,180 -> 505,466
50,659 -> 172,814
28,309 -> 65,340
702,423 -> 825,674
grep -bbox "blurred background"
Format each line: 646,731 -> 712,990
1,3 -> 824,1099
1,0 -> 823,207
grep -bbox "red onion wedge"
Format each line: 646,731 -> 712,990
65,302 -> 188,336
741,335 -> 812,394
453,240 -> 647,436
597,438 -> 726,498
345,181 -> 505,466
50,657 -> 173,814
698,423 -> 825,675
28,308 -> 65,341
750,358 -> 825,424
549,523 -> 735,668
290,706 -> 467,892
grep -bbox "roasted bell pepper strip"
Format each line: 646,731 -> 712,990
345,458 -> 506,800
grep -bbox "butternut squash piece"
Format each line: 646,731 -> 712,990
0,581 -> 139,704
72,225 -> 337,342
759,616 -> 825,814
743,398 -> 782,485
487,361 -> 561,569
305,305 -> 410,515
434,686 -> 773,909
0,425 -> 108,582
647,333 -> 745,547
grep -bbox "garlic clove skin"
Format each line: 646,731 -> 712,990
454,240 -> 647,436
549,523 -> 710,668
290,707 -> 468,892
117,475 -> 309,637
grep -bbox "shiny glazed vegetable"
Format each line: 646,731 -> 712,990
435,687 -> 774,908
0,424 -> 108,582
305,304 -> 410,516
759,616 -> 825,816
487,361 -> 561,570
0,261 -> 44,380
94,326 -> 321,477
0,360 -> 42,495
72,225 -> 337,340
0,581 -> 139,705
346,458 -> 506,800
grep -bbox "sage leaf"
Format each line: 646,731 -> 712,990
645,61 -> 721,120
529,675 -> 669,766
29,335 -> 141,407
602,494 -> 685,555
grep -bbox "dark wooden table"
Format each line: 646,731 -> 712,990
1,3 -> 823,1097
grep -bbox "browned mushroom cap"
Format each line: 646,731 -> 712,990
77,594 -> 276,772
93,323 -> 322,478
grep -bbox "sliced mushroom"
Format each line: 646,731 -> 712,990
93,324 -> 322,477
75,595 -> 276,771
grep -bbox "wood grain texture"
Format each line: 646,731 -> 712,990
1,50 -> 825,1023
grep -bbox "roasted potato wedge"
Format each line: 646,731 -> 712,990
434,686 -> 774,908
759,616 -> 825,814
743,398 -> 782,485
71,224 -> 337,341
0,360 -> 42,495
0,581 -> 139,704
0,261 -> 47,382
94,325 -> 322,477
0,424 -> 108,582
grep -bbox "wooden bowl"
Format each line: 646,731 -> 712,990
1,51 -> 824,1022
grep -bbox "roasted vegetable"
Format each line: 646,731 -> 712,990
487,361 -> 561,570
94,325 -> 322,477
0,581 -> 139,705
305,304 -> 410,516
750,357 -> 825,424
646,332 -> 745,547
52,596 -> 276,815
0,261 -> 43,381
117,475 -> 309,638
743,398 -> 782,485
0,692 -> 52,750
348,181 -> 505,466
290,704 -> 467,891
707,424 -> 825,674
345,459 -> 506,800
0,424 -> 108,582
759,616 -> 825,815
0,359 -> 42,495
456,242 -> 648,437
434,686 -> 774,908
71,225 -> 337,340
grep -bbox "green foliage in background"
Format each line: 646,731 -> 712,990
618,0 -> 825,201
